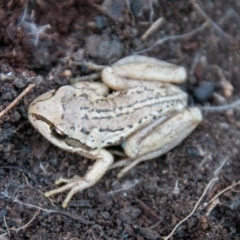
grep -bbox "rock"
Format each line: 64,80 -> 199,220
85,34 -> 123,63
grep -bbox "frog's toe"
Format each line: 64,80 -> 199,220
61,182 -> 90,208
117,162 -> 138,178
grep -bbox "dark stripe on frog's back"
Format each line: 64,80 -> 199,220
63,86 -> 186,135
90,99 -> 184,131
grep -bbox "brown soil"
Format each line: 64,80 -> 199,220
1,0 -> 240,239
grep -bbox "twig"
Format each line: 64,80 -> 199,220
172,180 -> 180,195
135,22 -> 209,54
0,233 -> 8,238
69,72 -> 101,83
198,153 -> 212,170
190,0 -> 230,40
1,191 -> 55,213
0,83 -> 35,119
70,61 -> 106,71
90,3 -> 116,22
219,8 -> 240,25
205,198 -> 220,216
163,177 -> 218,240
1,191 -> 91,225
17,1 -> 28,27
201,99 -> 240,112
141,17 -> 165,41
13,210 -> 40,231
125,0 -> 135,26
213,157 -> 228,177
148,0 -> 154,24
207,180 -> 240,205
136,198 -> 162,222
107,179 -> 139,195
3,216 -> 10,238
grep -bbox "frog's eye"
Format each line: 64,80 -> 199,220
51,127 -> 67,140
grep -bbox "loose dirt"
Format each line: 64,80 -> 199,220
1,0 -> 240,239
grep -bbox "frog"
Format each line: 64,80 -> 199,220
28,55 -> 202,208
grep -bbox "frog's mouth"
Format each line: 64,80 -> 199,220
30,113 -> 55,131
29,113 -> 91,152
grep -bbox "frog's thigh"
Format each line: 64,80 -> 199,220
44,149 -> 114,208
102,57 -> 186,91
125,108 -> 202,158
119,108 -> 202,177
71,82 -> 109,96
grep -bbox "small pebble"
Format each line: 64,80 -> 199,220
119,206 -> 141,224
14,111 -> 21,121
100,211 -> 110,220
85,34 -> 123,63
193,81 -> 215,102
13,78 -> 27,88
0,208 -> 7,218
187,147 -> 201,158
95,15 -> 108,29
137,227 -> 160,240
3,91 -> 13,100
221,79 -> 233,98
63,70 -> 72,78
35,75 -> 44,86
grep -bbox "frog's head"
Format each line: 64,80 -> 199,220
28,87 -> 92,156
28,88 -> 67,144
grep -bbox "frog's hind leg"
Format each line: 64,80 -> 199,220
117,108 -> 202,178
102,56 -> 187,91
44,149 -> 113,208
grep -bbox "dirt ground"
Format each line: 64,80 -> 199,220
1,0 -> 240,239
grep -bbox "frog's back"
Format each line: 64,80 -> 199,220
65,84 -> 188,149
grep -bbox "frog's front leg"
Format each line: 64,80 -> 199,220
116,108 -> 202,178
44,149 -> 114,208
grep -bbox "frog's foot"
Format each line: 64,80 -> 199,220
44,149 -> 114,208
45,176 -> 93,208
